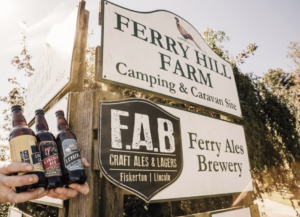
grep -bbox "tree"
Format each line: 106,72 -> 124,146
287,42 -> 300,74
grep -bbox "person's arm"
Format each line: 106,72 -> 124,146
0,162 -> 47,204
47,158 -> 90,200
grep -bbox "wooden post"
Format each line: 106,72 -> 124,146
60,89 -> 125,217
61,91 -> 100,217
94,88 -> 125,217
232,192 -> 254,207
100,178 -> 124,217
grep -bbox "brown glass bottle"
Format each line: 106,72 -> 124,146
9,105 -> 47,193
35,109 -> 63,189
55,110 -> 86,186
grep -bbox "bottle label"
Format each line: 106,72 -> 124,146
9,135 -> 44,175
40,141 -> 62,177
62,139 -> 84,171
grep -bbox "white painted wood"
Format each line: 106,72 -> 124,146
31,196 -> 63,208
9,207 -> 23,217
212,207 -> 251,217
24,8 -> 77,123
151,105 -> 252,201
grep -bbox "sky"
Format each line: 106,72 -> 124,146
0,0 -> 299,137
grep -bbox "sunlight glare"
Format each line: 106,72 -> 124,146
0,1 -> 12,20
18,21 -> 28,30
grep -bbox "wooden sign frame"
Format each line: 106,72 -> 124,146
25,1 -> 89,125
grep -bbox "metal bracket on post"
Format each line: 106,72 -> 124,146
99,0 -> 102,25
95,46 -> 101,81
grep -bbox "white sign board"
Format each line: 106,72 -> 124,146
212,207 -> 251,217
150,105 -> 252,201
24,8 -> 77,122
8,207 -> 23,217
101,1 -> 242,118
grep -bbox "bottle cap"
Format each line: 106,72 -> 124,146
35,108 -> 45,114
55,110 -> 64,116
11,105 -> 22,112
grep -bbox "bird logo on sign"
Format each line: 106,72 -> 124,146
175,17 -> 206,53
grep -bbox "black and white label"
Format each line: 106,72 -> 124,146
31,152 -> 42,165
62,139 -> 83,171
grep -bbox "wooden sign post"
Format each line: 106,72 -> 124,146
57,90 -> 256,217
58,90 -> 126,217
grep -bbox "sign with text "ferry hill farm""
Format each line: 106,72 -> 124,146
100,1 -> 242,118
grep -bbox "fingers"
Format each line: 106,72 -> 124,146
69,182 -> 89,195
47,183 -> 89,200
0,174 -> 38,188
35,190 -> 49,200
47,189 -> 69,200
0,162 -> 33,175
55,187 -> 79,198
47,189 -> 59,198
6,187 -> 47,204
81,158 -> 90,168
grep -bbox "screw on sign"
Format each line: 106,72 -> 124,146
99,99 -> 183,202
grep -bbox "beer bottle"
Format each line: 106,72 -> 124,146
9,105 -> 46,193
35,109 -> 63,189
55,110 -> 86,186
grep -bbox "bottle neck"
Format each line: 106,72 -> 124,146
56,114 -> 69,131
12,109 -> 27,127
35,113 -> 49,131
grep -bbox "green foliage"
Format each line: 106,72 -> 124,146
202,28 -> 231,61
234,66 -> 300,180
11,21 -> 34,77
83,30 -> 101,91
235,43 -> 258,64
0,203 -> 9,217
124,195 -> 233,217
203,31 -> 300,209
23,202 -> 58,217
287,42 -> 300,74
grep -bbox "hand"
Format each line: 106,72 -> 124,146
47,158 -> 90,200
0,162 -> 47,204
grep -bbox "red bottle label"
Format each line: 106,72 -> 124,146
40,141 -> 62,177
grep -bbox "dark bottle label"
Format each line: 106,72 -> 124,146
40,141 -> 62,177
62,139 -> 84,171
9,135 -> 44,175
31,152 -> 42,164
